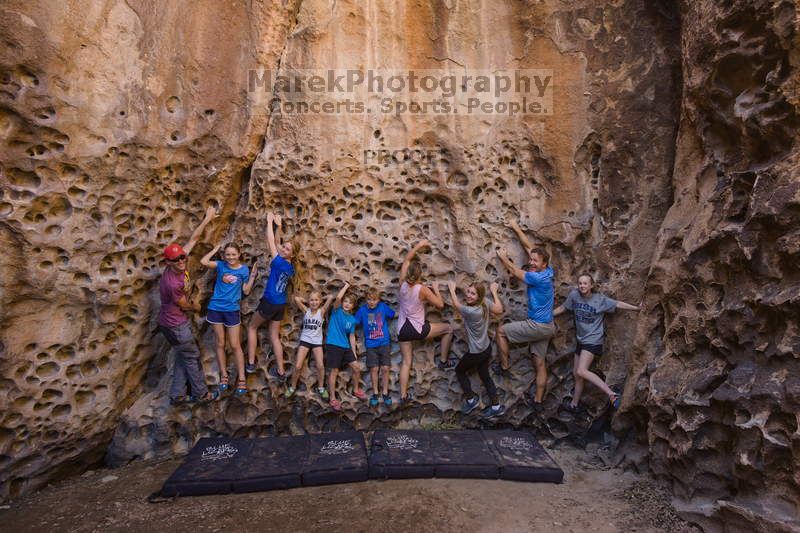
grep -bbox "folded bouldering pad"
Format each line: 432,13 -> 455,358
482,430 -> 564,483
369,429 -> 435,479
430,430 -> 499,479
302,431 -> 369,486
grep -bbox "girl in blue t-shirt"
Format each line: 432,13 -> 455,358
201,242 -> 257,395
246,212 -> 296,381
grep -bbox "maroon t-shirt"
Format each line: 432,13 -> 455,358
158,267 -> 189,327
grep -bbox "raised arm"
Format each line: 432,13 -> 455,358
399,239 -> 430,283
200,243 -> 221,269
616,300 -> 641,311
334,282 -> 351,308
446,281 -> 462,313
184,206 -> 218,254
487,281 -> 504,314
293,295 -> 308,313
242,260 -> 258,296
320,294 -> 335,316
266,212 -> 279,258
507,219 -> 535,252
495,248 -> 527,281
419,283 -> 445,309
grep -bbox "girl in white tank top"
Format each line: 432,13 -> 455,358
287,290 -> 333,399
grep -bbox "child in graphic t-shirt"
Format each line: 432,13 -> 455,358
325,282 -> 365,411
286,289 -> 334,400
200,242 -> 257,396
354,287 -> 396,408
553,274 -> 640,411
246,212 -> 295,381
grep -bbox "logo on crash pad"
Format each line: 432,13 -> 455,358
499,437 -> 533,451
201,443 -> 239,461
320,439 -> 355,455
386,434 -> 419,450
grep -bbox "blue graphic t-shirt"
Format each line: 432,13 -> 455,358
524,266 -> 554,323
262,255 -> 294,304
355,302 -> 396,349
208,262 -> 250,312
326,307 -> 357,349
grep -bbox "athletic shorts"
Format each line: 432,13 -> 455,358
397,319 -> 431,342
366,344 -> 391,368
206,309 -> 241,327
299,340 -> 323,350
256,299 -> 286,321
502,319 -> 555,358
575,343 -> 603,357
325,344 -> 356,370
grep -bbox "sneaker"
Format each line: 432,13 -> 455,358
491,362 -> 511,376
354,389 -> 367,401
563,401 -> 580,414
285,386 -> 296,399
330,399 -> 342,412
462,396 -> 480,415
245,363 -> 256,374
382,394 -> 392,407
189,390 -> 220,404
268,366 -> 286,382
481,404 -> 506,419
317,387 -> 330,400
437,358 -> 457,370
369,394 -> 380,407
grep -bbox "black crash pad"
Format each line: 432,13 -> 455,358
430,430 -> 499,479
482,430 -> 564,483
233,435 -> 307,493
369,430 -> 435,479
302,431 -> 369,486
161,437 -> 254,496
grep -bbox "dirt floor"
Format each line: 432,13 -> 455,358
0,445 -> 699,532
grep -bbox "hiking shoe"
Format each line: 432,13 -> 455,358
369,394 -> 380,407
330,399 -> 342,412
382,394 -> 392,407
481,404 -> 506,419
462,396 -> 480,415
563,401 -> 580,414
317,387 -> 330,400
245,363 -> 256,374
491,362 -> 511,376
354,389 -> 367,401
285,386 -> 296,399
268,366 -> 286,382
437,358 -> 458,370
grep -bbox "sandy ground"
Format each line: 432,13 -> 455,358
0,445 -> 699,532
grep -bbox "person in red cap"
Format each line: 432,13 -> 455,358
157,206 -> 220,404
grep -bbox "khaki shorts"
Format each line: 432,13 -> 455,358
502,319 -> 555,358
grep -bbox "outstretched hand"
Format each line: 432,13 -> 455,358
205,206 -> 219,220
489,281 -> 499,292
496,248 -> 508,260
416,239 -> 431,250
274,214 -> 283,227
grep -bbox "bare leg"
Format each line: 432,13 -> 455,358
328,368 -> 339,402
312,347 -> 325,389
228,324 -> 245,384
496,324 -> 511,370
268,320 -> 285,375
290,345 -> 310,389
350,361 -> 362,394
532,353 -> 547,403
212,323 -> 228,382
572,353 -> 584,406
576,350 -> 615,400
381,365 -> 390,395
246,312 -> 266,365
370,366 -> 380,396
399,341 -> 413,398
425,322 -> 453,363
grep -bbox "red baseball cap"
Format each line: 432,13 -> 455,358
163,243 -> 187,260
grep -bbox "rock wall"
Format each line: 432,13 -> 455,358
0,0 -> 797,530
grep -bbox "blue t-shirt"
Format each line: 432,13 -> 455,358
262,255 -> 294,304
524,266 -> 554,323
208,262 -> 250,312
355,302 -> 396,348
326,307 -> 357,349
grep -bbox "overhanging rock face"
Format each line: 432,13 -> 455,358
1,1 -> 798,530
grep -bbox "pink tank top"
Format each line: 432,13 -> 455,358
398,282 -> 425,333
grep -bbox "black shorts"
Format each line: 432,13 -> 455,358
256,299 -> 286,321
325,344 -> 356,370
397,319 -> 431,342
299,340 -> 323,350
366,344 -> 391,368
575,343 -> 603,357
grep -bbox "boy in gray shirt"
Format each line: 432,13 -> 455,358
554,274 -> 640,411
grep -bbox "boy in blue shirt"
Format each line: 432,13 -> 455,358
325,282 -> 365,411
355,287 -> 396,407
